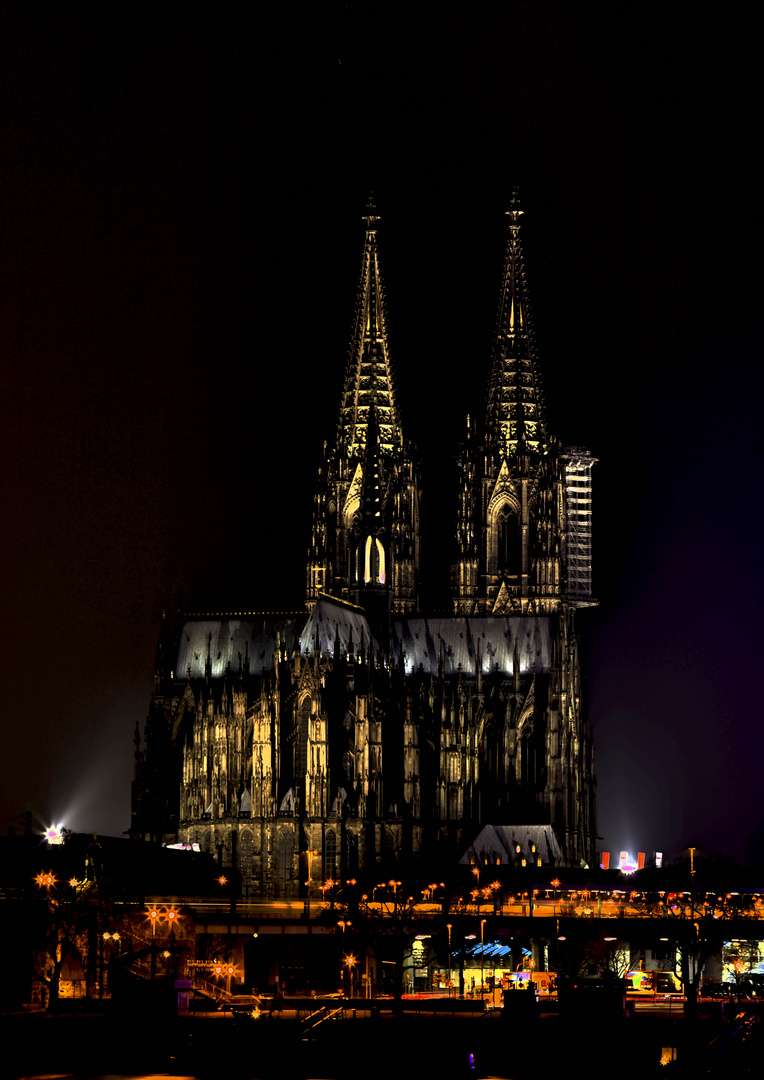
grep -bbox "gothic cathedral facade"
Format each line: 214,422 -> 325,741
131,197 -> 597,897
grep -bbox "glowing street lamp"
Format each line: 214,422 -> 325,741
145,906 -> 180,977
146,907 -> 161,979
387,880 -> 402,915
551,878 -> 560,908
214,961 -> 238,999
343,953 -> 357,997
44,824 -> 64,845
35,871 -> 56,890
446,923 -> 453,992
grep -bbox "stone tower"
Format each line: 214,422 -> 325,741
305,199 -> 421,623
449,192 -> 597,862
452,192 -> 595,616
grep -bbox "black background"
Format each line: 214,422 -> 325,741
1,5 -> 760,864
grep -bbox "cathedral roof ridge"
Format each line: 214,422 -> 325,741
180,610 -> 305,619
485,191 -> 549,456
313,591 -> 367,613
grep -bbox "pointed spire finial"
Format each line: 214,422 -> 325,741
363,192 -> 380,231
505,187 -> 524,226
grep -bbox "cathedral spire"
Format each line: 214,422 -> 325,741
485,191 -> 547,456
337,196 -> 403,460
306,198 -> 421,614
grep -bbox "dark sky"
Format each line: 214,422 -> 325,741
2,6 -> 761,865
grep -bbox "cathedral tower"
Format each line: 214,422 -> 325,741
306,199 -> 421,621
452,193 -> 595,615
446,193 -> 597,865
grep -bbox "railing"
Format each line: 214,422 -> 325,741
301,1005 -> 344,1034
191,976 -> 261,1007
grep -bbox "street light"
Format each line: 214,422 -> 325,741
550,878 -> 560,911
343,953 -> 357,997
214,961 -> 238,1000
147,907 -> 160,979
472,866 -> 480,901
389,880 -> 402,912
480,919 -> 486,1004
146,906 -> 180,978
446,923 -> 453,994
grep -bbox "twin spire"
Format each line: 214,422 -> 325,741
485,189 -> 548,456
339,191 -> 548,464
337,195 -> 403,461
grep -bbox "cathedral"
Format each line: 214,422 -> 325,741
131,196 -> 597,897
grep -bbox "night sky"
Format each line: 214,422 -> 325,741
2,7 -> 760,866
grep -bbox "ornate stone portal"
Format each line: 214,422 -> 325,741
131,197 -> 597,897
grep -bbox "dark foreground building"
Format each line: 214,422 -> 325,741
131,197 -> 597,897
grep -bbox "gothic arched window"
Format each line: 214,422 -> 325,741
324,830 -> 337,883
496,503 -> 519,577
278,829 -> 293,894
347,831 -> 359,877
364,536 -> 386,584
298,696 -> 311,778
520,733 -> 536,786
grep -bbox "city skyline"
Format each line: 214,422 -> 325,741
1,8 -> 760,866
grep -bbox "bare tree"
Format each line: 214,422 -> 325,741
32,874 -> 98,1010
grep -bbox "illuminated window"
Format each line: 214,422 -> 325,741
376,538 -> 385,584
363,536 -> 386,584
324,830 -> 337,882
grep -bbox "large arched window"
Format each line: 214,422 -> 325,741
324,830 -> 337,883
520,733 -> 536,786
347,831 -> 359,877
298,696 -> 311,778
240,828 -> 254,892
277,829 -> 293,895
496,503 -> 519,577
364,536 -> 386,584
